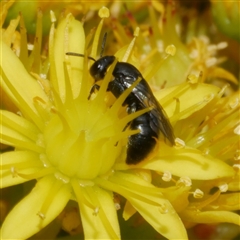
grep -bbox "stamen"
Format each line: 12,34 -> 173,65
31,8 -> 43,73
36,134 -> 45,148
176,176 -> 192,187
114,202 -> 121,211
187,73 -> 199,84
217,42 -> 228,49
162,171 -> 172,182
19,12 -> 28,64
229,97 -> 239,109
203,93 -> 215,102
121,27 -> 139,62
144,45 -> 174,81
98,6 -> 110,18
48,30 -> 59,95
218,84 -> 229,97
37,211 -> 46,220
207,44 -> 217,52
171,97 -> 180,122
113,194 -> 121,211
38,177 -> 65,220
158,204 -> 168,214
192,189 -> 204,199
92,206 -> 100,216
174,138 -> 185,148
160,82 -> 190,107
27,44 -> 34,51
32,72 -> 51,94
78,180 -> 95,187
49,107 -> 71,132
71,178 -> 95,209
55,172 -> 70,184
194,190 -> 220,210
17,167 -> 55,180
33,97 -> 52,123
165,44 -> 176,56
234,150 -> 240,161
233,164 -> 240,172
202,148 -> 210,156
2,160 -> 42,170
50,10 -> 56,23
3,15 -> 20,47
84,186 -> 119,238
233,125 -> 240,135
189,49 -> 199,59
218,183 -> 228,193
10,167 -> 18,178
39,154 -> 51,168
91,7 -> 109,59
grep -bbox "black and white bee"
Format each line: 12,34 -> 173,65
67,40 -> 175,164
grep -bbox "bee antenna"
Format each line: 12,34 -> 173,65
66,52 -> 96,62
100,32 -> 107,58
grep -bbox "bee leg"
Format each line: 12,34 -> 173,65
122,101 -> 137,132
88,84 -> 100,100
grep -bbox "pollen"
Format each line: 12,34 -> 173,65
176,176 -> 192,187
98,6 -> 110,18
193,189 -> 204,199
162,171 -> 172,182
187,73 -> 199,84
50,10 -> 56,23
234,150 -> 240,161
233,125 -> 240,135
158,204 -> 169,214
218,183 -> 228,193
10,167 -> 18,178
229,98 -> 239,109
37,212 -> 46,220
165,44 -> 176,56
54,172 -> 70,184
175,138 -> 185,148
93,207 -> 100,216
217,41 -> 228,49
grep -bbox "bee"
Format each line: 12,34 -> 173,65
66,52 -> 175,164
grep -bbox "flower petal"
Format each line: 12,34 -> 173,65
180,209 -> 240,226
1,175 -> 71,239
71,179 -> 120,239
208,67 -> 238,85
53,14 -> 85,100
1,124 -> 43,152
0,150 -> 42,188
207,193 -> 240,211
155,82 -> 220,119
1,110 -> 40,141
116,144 -> 235,180
96,172 -> 188,240
0,40 -> 48,126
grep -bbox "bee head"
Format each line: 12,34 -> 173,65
90,56 -> 115,81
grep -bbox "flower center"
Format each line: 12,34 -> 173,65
42,97 -> 123,179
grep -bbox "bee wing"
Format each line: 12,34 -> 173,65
131,78 -> 175,145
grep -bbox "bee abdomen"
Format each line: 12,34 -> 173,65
126,113 -> 158,164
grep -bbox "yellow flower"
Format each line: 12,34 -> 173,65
1,2 -> 240,240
